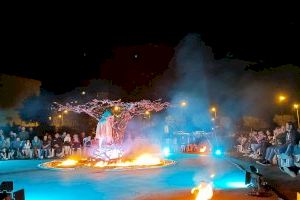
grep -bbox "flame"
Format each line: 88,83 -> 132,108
58,159 -> 78,167
95,154 -> 162,168
199,146 -> 207,153
191,182 -> 213,200
134,154 -> 161,165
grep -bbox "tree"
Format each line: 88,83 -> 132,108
273,114 -> 295,126
243,116 -> 269,130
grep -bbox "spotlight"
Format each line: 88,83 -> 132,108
163,147 -> 170,156
0,181 -> 13,192
0,181 -> 25,200
215,149 -> 222,156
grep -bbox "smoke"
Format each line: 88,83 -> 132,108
152,33 -> 300,133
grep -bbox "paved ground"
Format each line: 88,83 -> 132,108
228,154 -> 300,200
0,154 -> 249,200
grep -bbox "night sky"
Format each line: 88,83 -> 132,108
1,11 -> 299,94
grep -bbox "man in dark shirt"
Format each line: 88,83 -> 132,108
18,127 -> 29,141
51,133 -> 63,158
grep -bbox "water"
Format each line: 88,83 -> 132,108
0,154 -> 245,200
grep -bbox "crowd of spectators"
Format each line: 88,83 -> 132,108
0,126 -> 94,160
235,122 -> 300,177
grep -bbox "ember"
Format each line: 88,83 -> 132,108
191,181 -> 213,200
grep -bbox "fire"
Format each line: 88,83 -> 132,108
199,146 -> 207,153
134,154 -> 161,166
41,154 -> 175,170
191,182 -> 213,200
95,154 -> 162,168
58,159 -> 78,167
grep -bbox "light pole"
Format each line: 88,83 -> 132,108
294,104 -> 300,128
58,110 -> 68,127
211,107 -> 217,119
278,95 -> 287,125
58,114 -> 63,126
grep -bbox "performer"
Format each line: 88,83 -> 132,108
96,110 -> 114,148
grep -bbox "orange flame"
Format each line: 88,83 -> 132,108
58,159 -> 78,167
95,154 -> 162,168
199,146 -> 207,153
191,182 -> 213,200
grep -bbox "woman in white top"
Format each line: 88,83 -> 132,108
23,140 -> 32,158
63,134 -> 72,157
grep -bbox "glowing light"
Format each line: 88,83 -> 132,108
58,115 -> 62,118
145,111 -> 150,115
211,107 -> 216,112
58,159 -> 78,167
191,181 -> 213,200
278,95 -> 286,102
113,106 -> 120,112
180,101 -> 187,107
211,118 -> 215,121
163,147 -> 170,156
134,154 -> 161,166
199,146 -> 207,153
81,91 -> 86,95
48,116 -> 52,120
64,110 -> 68,114
94,154 -> 162,168
210,173 -> 215,178
215,149 -> 222,156
294,104 -> 299,109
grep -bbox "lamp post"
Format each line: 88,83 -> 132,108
58,110 -> 68,127
294,104 -> 300,128
58,114 -> 63,126
278,95 -> 287,125
211,107 -> 217,119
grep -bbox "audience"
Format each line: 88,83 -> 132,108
235,122 -> 300,177
0,126 -> 94,160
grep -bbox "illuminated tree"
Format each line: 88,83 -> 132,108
54,99 -> 169,144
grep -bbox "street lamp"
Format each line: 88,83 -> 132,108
180,100 -> 187,107
294,104 -> 300,128
278,95 -> 286,103
211,107 -> 217,119
278,95 -> 287,124
81,91 -> 86,95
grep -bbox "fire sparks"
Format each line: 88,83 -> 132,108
199,146 -> 207,153
191,182 -> 213,200
57,159 -> 78,167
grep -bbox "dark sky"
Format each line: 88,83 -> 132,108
1,11 -> 299,94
